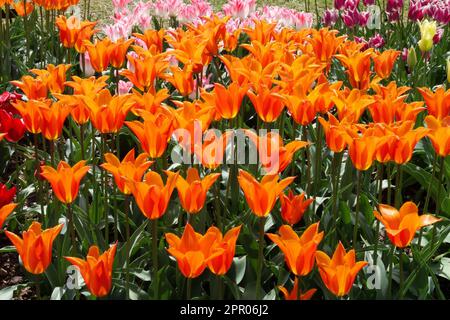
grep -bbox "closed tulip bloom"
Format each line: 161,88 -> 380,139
247,84 -> 285,123
40,160 -> 90,204
315,242 -> 368,297
207,225 -> 242,276
101,150 -> 153,194
373,49 -> 400,79
194,131 -> 231,170
318,114 -> 353,153
280,190 -> 314,225
0,203 -> 17,229
0,110 -> 25,142
175,168 -> 220,214
130,88 -> 169,115
335,49 -> 373,90
126,110 -> 173,158
83,90 -> 133,134
10,75 -> 48,100
84,38 -> 112,73
165,224 -> 224,278
65,244 -> 117,297
418,19 -> 437,52
13,99 -> 48,134
109,38 -> 134,69
238,169 -> 295,217
418,86 -> 450,120
0,183 -> 16,209
39,102 -> 72,141
348,135 -> 380,171
280,95 -> 317,126
126,171 -> 178,220
425,115 -> 450,157
31,64 -> 71,95
279,277 -> 317,300
202,82 -> 249,119
374,201 -> 441,248
5,222 -> 63,274
267,223 -> 324,276
163,66 -> 195,97
56,15 -> 97,52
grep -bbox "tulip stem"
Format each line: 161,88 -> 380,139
374,164 -> 384,264
256,216 -> 266,300
80,124 -> 85,160
399,249 -> 404,299
296,275 -> 301,300
67,203 -> 76,255
331,151 -> 343,245
151,219 -> 159,299
394,164 -> 403,209
101,134 -> 109,244
124,195 -> 131,300
33,134 -> 44,222
186,278 -> 192,300
352,170 -> 362,249
418,154 -> 438,247
387,244 -> 395,299
387,163 -> 392,205
217,275 -> 224,300
430,156 -> 444,248
313,119 -> 323,215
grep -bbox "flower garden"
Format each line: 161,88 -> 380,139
0,0 -> 449,301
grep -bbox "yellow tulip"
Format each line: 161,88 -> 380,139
418,20 -> 437,52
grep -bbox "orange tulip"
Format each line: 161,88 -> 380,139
247,84 -> 285,123
207,225 -> 242,276
126,171 -> 179,220
348,135 -> 381,171
425,115 -> 450,157
245,130 -> 309,174
309,28 -> 346,68
10,75 -> 48,100
5,222 -> 63,274
0,203 -> 17,229
109,38 -> 134,69
56,15 -> 97,53
278,277 -> 317,300
13,99 -> 49,134
165,223 -> 224,278
40,160 -> 90,204
194,131 -> 231,170
279,94 -> 317,126
318,114 -> 353,153
374,201 -> 441,248
12,1 -> 34,16
201,81 -> 249,120
418,86 -> 450,120
84,38 -> 112,73
163,66 -> 195,97
335,49 -> 373,91
65,244 -> 117,297
267,223 -> 324,276
373,49 -> 400,79
0,133 -> 5,142
133,29 -> 165,54
125,109 -> 173,158
121,51 -> 168,92
39,102 -> 72,141
238,169 -> 295,217
130,88 -> 169,115
31,64 -> 71,95
167,33 -> 209,74
280,190 -> 314,225
83,90 -> 133,133
315,241 -> 368,297
333,88 -> 374,122
175,168 -> 220,214
101,149 -> 153,195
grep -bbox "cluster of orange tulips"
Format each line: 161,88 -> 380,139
0,8 -> 448,300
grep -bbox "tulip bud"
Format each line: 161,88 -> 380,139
407,47 -> 417,70
447,57 -> 450,83
418,19 -> 437,52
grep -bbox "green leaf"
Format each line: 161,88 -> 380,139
340,201 -> 352,224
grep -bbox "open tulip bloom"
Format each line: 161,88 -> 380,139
0,0 -> 450,302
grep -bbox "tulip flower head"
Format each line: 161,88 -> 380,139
101,149 -> 153,195
0,183 -> 16,209
40,160 -> 90,204
280,190 -> 314,225
278,277 -> 317,300
5,222 -> 63,274
315,241 -> 368,297
267,223 -> 324,276
165,223 -> 225,278
374,201 -> 441,248
418,20 -> 437,52
175,168 -> 220,214
238,170 -> 295,217
0,203 -> 17,229
207,225 -> 242,276
65,244 -> 117,297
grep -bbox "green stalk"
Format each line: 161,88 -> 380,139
67,203 -> 76,255
430,156 -> 445,248
373,164 -> 384,263
394,164 -> 403,209
124,195 -> 131,300
352,170 -> 362,249
256,216 -> 266,300
331,151 -> 343,245
398,249 -> 404,299
418,154 -> 437,246
186,278 -> 192,300
387,244 -> 395,299
151,219 -> 159,299
101,134 -> 109,244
